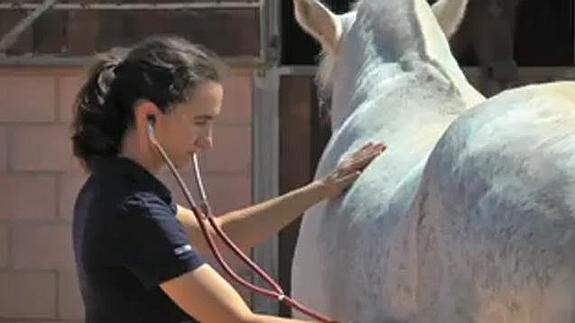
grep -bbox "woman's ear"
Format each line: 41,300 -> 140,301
133,100 -> 162,145
134,100 -> 159,127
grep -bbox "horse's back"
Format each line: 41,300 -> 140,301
292,66 -> 470,321
414,81 -> 575,323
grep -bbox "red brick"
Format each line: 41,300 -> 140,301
48,155 -> 86,176
158,168 -> 252,214
58,270 -> 84,320
12,224 -> 74,270
203,174 -> 252,215
204,125 -> 252,173
0,174 -> 57,220
69,156 -> 89,175
0,127 -> 6,171
220,75 -> 253,124
0,226 -> 7,268
10,125 -> 74,172
58,74 -> 85,123
58,73 -> 252,124
0,76 -> 56,122
58,174 -> 88,221
0,271 -> 57,319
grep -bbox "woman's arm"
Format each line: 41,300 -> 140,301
177,142 -> 386,253
177,179 -> 329,253
161,264 -> 316,323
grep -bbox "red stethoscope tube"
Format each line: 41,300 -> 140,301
148,122 -> 338,323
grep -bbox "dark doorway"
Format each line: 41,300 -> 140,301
280,0 -> 574,66
278,75 -> 331,317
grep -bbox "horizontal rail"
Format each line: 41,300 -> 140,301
0,2 -> 260,10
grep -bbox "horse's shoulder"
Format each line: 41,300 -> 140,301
531,81 -> 575,105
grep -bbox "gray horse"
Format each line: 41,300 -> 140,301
451,0 -> 522,96
291,0 -> 575,322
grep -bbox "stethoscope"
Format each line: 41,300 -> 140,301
146,115 -> 338,322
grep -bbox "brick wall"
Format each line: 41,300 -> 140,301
0,66 -> 255,322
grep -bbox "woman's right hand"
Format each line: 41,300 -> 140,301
318,142 -> 386,200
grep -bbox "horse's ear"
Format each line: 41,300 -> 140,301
294,0 -> 342,53
431,0 -> 469,38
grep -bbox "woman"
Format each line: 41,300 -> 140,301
71,36 -> 385,323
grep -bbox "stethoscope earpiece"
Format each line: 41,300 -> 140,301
147,115 -> 156,135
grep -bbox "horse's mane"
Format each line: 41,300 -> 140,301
316,49 -> 336,92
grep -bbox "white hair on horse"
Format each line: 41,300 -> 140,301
291,0 -> 575,322
316,11 -> 356,91
315,0 -> 471,94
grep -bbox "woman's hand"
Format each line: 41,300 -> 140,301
318,142 -> 386,200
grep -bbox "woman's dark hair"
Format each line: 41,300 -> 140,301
71,36 -> 225,170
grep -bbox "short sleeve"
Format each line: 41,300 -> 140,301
118,193 -> 205,289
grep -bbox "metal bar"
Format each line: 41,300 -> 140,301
0,0 -> 57,52
259,0 -> 280,67
274,65 -> 575,78
252,67 -> 281,316
277,65 -> 318,75
0,2 -> 259,10
258,0 -> 266,62
0,54 -> 267,67
252,0 -> 281,311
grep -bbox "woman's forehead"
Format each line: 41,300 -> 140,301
174,97 -> 220,118
172,82 -> 223,116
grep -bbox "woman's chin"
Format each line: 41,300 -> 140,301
175,155 -> 193,170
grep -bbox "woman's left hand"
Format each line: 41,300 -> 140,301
318,142 -> 386,200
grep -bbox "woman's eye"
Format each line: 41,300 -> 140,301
194,121 -> 208,126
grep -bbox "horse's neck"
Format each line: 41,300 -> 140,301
321,64 -> 469,190
332,59 -> 471,136
330,0 -> 483,130
357,66 -> 466,146
411,0 -> 484,107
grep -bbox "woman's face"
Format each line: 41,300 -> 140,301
154,81 -> 223,168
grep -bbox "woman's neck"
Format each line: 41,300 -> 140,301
119,131 -> 162,175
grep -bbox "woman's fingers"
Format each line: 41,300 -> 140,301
324,143 -> 387,199
343,144 -> 386,173
336,171 -> 362,187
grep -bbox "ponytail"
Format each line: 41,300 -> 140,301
71,53 -> 127,170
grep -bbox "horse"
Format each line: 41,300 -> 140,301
450,0 -> 522,96
290,0 -> 575,322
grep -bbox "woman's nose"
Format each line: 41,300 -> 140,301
195,135 -> 213,150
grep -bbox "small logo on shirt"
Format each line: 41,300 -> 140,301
173,244 -> 192,256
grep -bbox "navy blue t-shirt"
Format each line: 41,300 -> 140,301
73,156 -> 205,323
